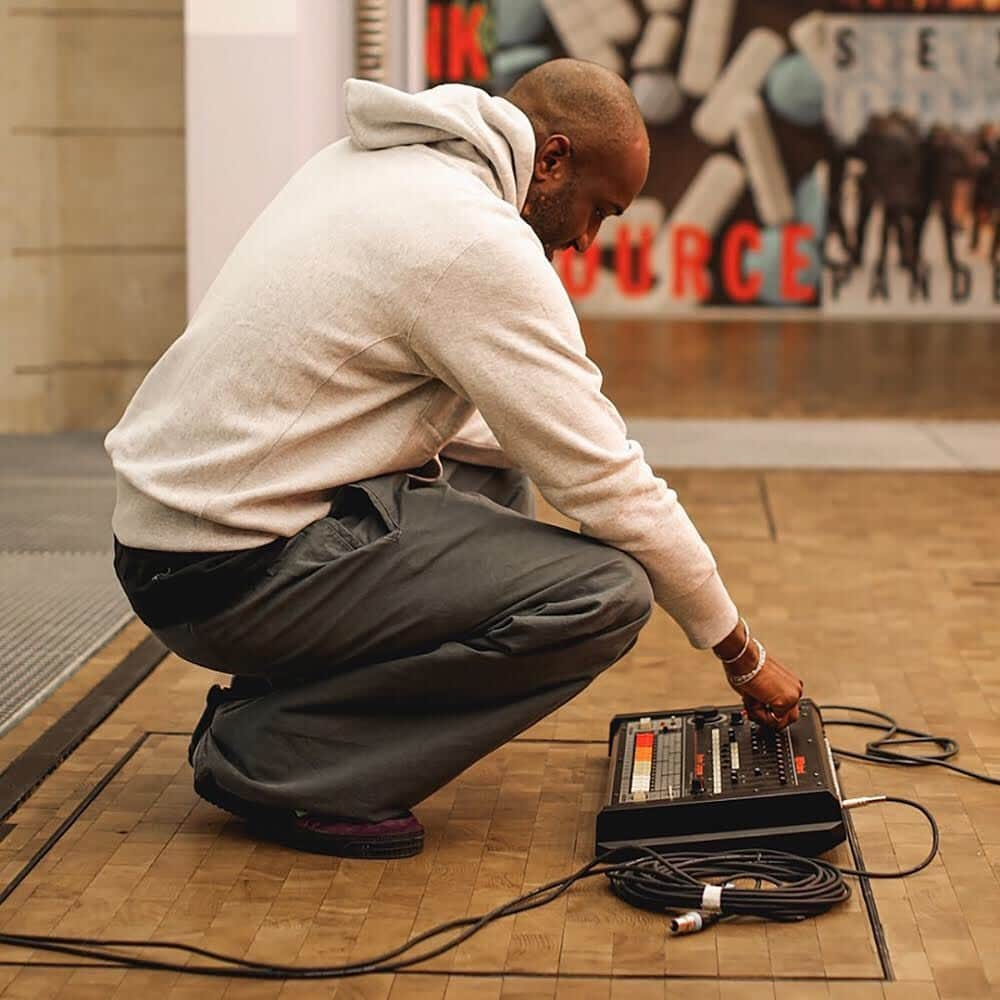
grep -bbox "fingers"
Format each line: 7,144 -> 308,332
742,694 -> 801,730
731,653 -> 805,730
742,695 -> 772,728
770,701 -> 801,729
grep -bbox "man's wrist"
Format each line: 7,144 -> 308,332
713,617 -> 749,662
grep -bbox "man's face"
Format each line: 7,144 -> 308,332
521,132 -> 649,260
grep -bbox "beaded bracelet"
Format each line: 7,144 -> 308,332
727,639 -> 766,687
719,617 -> 751,664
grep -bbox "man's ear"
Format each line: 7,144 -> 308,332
535,134 -> 572,183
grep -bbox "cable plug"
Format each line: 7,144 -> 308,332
841,795 -> 887,810
669,911 -> 721,935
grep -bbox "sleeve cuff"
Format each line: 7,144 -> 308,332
660,571 -> 739,650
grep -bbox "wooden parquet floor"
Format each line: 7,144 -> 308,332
0,470 -> 997,999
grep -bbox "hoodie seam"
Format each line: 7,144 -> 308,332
674,567 -> 722,603
404,235 -> 495,352
199,333 -> 406,522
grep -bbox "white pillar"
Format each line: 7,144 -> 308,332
184,0 -> 351,316
184,0 -> 425,317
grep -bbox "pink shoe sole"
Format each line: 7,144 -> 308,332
253,811 -> 425,859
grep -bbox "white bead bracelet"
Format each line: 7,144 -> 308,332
727,639 -> 766,687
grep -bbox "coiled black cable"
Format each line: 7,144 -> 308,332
606,794 -> 939,926
820,705 -> 1000,785
605,847 -> 851,921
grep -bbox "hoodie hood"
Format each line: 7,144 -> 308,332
344,79 -> 536,211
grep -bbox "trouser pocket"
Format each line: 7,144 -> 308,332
328,478 -> 401,543
265,477 -> 402,580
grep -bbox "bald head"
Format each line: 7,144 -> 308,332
505,58 -> 648,166
504,59 -> 650,261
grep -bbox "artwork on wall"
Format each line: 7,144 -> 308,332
425,0 -> 999,316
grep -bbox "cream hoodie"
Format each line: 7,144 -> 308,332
105,79 -> 738,648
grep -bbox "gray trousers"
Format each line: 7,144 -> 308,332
152,460 -> 653,821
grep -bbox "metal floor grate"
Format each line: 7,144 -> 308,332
0,433 -> 133,737
0,481 -> 117,552
0,553 -> 133,735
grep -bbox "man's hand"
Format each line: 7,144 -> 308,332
713,620 -> 803,730
727,653 -> 803,730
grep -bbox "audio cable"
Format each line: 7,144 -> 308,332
0,798 -> 938,979
606,847 -> 851,928
0,706 -> 970,976
612,794 -> 939,934
1,846 -> 828,979
819,704 -> 1000,785
0,797 -> 939,974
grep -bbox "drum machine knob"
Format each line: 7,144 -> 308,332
693,706 -> 719,728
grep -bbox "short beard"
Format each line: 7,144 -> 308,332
523,176 -> 578,258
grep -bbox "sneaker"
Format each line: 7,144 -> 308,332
189,684 -> 423,860
266,811 -> 425,859
193,771 -> 423,859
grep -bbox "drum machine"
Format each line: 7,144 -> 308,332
597,698 -> 845,856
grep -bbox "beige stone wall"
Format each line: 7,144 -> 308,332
1,0 -> 186,432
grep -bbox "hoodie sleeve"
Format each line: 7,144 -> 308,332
409,235 -> 738,649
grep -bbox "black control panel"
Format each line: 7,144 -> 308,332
596,699 -> 845,856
